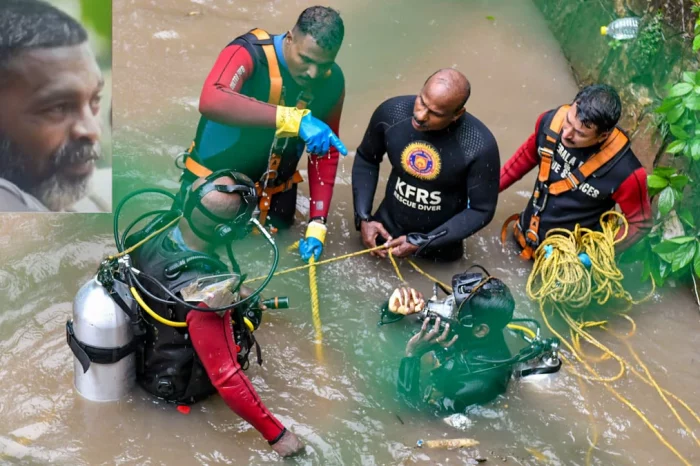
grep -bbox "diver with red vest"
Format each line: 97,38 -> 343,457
179,6 -> 347,263
500,84 -> 652,259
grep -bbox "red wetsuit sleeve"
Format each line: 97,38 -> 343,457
186,307 -> 285,443
198,44 -> 277,128
308,90 -> 345,219
612,167 -> 652,249
499,113 -> 547,192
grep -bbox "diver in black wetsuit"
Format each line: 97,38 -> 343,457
352,69 -> 500,262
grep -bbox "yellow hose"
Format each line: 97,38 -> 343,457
130,286 -> 254,331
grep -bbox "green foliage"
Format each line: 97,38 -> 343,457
633,2 -> 700,285
631,12 -> 664,71
79,0 -> 111,41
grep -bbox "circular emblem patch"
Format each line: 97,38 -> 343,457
401,142 -> 441,180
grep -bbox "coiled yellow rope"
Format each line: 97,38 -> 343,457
527,211 -> 695,465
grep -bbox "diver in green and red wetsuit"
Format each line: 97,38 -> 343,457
179,6 -> 347,263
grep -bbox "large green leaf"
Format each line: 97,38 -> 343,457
666,140 -> 686,154
647,174 -> 669,189
652,239 -> 681,256
685,95 -> 700,111
667,105 -> 685,124
669,82 -> 694,97
670,125 -> 691,140
694,247 -> 700,277
694,35 -> 700,53
657,187 -> 676,216
684,71 -> 696,84
655,97 -> 683,114
669,174 -> 690,190
679,208 -> 696,228
653,166 -> 677,178
691,140 -> 700,160
671,242 -> 697,272
667,236 -> 696,244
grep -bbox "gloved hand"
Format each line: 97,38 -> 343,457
298,113 -> 347,156
578,252 -> 592,269
275,106 -> 310,138
299,221 -> 327,262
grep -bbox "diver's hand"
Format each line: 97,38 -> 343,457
388,287 -> 425,315
386,235 -> 419,258
405,317 -> 459,357
271,429 -> 305,458
299,221 -> 326,262
299,114 -> 348,156
361,220 -> 392,258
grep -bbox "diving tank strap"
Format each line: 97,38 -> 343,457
66,320 -> 142,373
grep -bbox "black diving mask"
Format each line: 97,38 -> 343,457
182,169 -> 258,244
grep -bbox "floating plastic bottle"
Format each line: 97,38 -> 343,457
600,17 -> 640,40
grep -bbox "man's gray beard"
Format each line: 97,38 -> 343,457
0,135 -> 96,212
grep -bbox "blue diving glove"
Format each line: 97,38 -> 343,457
299,113 -> 348,156
578,253 -> 592,269
299,221 -> 327,262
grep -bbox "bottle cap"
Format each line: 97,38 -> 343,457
600,26 -> 607,35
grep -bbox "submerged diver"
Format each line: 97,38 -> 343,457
382,268 -> 560,412
179,6 -> 347,263
500,84 -> 652,259
352,68 -> 500,262
127,172 -> 304,457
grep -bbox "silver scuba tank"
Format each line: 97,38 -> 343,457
67,277 -> 136,402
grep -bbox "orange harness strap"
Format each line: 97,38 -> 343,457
249,28 -> 282,105
254,171 -> 304,226
500,213 -> 534,260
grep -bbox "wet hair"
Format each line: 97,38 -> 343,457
459,278 -> 514,331
425,68 -> 472,113
293,6 -> 344,52
0,0 -> 88,78
573,84 -> 622,134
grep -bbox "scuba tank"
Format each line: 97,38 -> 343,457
66,277 -> 138,402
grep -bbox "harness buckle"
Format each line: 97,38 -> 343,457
525,228 -> 540,247
566,173 -> 579,191
532,188 -> 549,213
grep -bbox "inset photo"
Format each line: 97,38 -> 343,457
0,0 -> 111,213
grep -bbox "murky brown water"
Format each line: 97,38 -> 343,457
1,0 -> 699,464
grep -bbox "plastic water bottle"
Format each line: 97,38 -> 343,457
600,17 -> 640,40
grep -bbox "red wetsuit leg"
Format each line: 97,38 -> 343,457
186,308 -> 285,443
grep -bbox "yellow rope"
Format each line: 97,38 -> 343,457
244,245 -> 387,284
309,256 -> 324,362
109,215 -> 182,260
527,211 -> 693,464
388,251 -> 405,283
538,303 -> 692,466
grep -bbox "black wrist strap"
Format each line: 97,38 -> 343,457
268,428 -> 287,445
